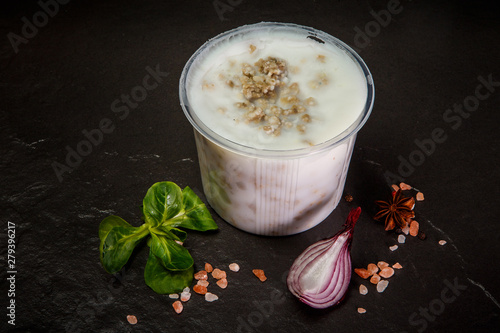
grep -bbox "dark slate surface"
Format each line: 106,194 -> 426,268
1,0 -> 499,332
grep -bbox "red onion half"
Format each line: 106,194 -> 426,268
287,207 -> 361,309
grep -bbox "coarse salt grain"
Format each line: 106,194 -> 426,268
416,192 -> 424,201
379,267 -> 394,279
377,261 -> 389,269
197,280 -> 209,287
439,240 -> 447,246
252,269 -> 267,282
389,245 -> 398,251
367,263 -> 379,275
358,307 -> 367,314
359,284 -> 368,295
205,292 -> 219,302
401,225 -> 410,235
354,268 -> 371,279
399,182 -> 412,191
409,220 -> 419,237
217,278 -> 228,289
127,315 -> 138,325
193,285 -> 207,295
398,234 -> 406,244
180,291 -> 191,302
370,274 -> 381,285
392,262 -> 403,269
229,263 -> 240,272
376,280 -> 389,293
391,184 -> 400,192
169,294 -> 179,299
194,270 -> 208,280
205,263 -> 214,273
212,268 -> 227,280
172,300 -> 183,314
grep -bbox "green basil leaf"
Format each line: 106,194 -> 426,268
144,249 -> 194,294
143,182 -> 183,227
164,186 -> 218,232
100,223 -> 149,274
150,233 -> 193,271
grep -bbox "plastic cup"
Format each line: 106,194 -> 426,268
179,22 -> 374,236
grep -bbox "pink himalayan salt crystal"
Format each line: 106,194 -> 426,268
229,263 -> 240,272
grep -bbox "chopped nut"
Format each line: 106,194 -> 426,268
249,44 -> 256,54
317,54 -> 326,63
127,315 -> 138,325
301,114 -> 311,123
305,97 -> 316,106
376,280 -> 389,293
370,274 -> 381,285
296,124 -> 306,133
359,284 -> 368,295
229,263 -> 240,272
379,267 -> 394,279
252,269 -> 267,282
172,300 -> 183,314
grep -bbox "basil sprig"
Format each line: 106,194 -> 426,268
99,181 -> 218,294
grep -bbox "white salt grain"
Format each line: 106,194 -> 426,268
389,245 -> 398,251
359,284 -> 368,295
205,292 -> 219,302
439,240 -> 447,246
229,263 -> 240,272
357,307 -> 367,314
376,280 -> 389,293
398,234 -> 406,244
169,294 -> 179,299
401,225 -> 410,235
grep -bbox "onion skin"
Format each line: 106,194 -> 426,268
287,207 -> 361,309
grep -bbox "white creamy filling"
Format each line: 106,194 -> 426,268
187,32 -> 367,150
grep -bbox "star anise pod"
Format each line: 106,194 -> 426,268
374,190 -> 415,231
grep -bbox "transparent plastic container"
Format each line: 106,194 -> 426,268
179,22 -> 374,235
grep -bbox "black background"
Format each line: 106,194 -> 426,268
1,0 -> 499,332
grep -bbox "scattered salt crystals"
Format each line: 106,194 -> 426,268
398,234 -> 406,244
194,270 -> 208,280
169,294 -> 179,299
229,263 -> 240,272
357,307 -> 367,314
379,267 -> 394,279
377,261 -> 389,269
127,315 -> 138,325
399,182 -> 412,191
367,263 -> 379,275
391,184 -> 400,191
401,225 -> 410,235
392,262 -> 403,269
376,280 -> 389,293
439,240 -> 447,246
193,285 -> 207,295
409,220 -> 419,237
197,280 -> 209,287
205,263 -> 214,273
416,192 -> 424,201
172,300 -> 183,314
370,274 -> 381,285
212,268 -> 227,280
180,290 -> 191,302
205,292 -> 219,302
217,278 -> 228,289
359,284 -> 368,295
389,245 -> 398,251
252,269 -> 267,282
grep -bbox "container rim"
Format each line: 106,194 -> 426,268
179,22 -> 375,158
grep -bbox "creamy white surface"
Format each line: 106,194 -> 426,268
186,31 -> 368,150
